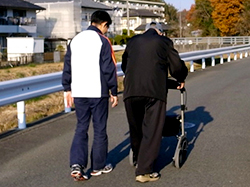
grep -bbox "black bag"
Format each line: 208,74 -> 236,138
162,115 -> 181,137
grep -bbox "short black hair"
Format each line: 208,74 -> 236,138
91,10 -> 112,27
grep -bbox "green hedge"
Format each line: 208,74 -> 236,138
109,29 -> 135,45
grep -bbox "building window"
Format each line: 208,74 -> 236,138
82,13 -> 90,21
13,9 -> 26,17
141,19 -> 147,24
0,8 -> 7,17
0,17 -> 8,25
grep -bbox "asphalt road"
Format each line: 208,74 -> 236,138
0,57 -> 250,187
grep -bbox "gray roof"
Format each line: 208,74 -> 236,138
82,0 -> 112,10
0,0 -> 45,10
27,0 -> 112,10
123,9 -> 161,18
135,22 -> 171,31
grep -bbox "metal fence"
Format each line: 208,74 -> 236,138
171,36 -> 250,46
1,36 -> 250,67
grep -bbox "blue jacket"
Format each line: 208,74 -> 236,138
62,25 -> 117,98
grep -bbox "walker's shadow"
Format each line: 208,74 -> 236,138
154,106 -> 213,172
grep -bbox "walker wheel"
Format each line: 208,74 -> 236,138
173,138 -> 188,168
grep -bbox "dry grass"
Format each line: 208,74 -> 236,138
0,92 -> 64,133
0,63 -> 65,133
0,62 -> 64,81
114,50 -> 123,62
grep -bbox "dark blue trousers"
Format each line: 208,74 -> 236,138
70,97 -> 109,170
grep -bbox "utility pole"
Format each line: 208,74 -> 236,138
126,0 -> 130,36
179,1 -> 182,38
179,11 -> 182,37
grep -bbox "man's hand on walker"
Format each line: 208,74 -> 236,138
177,82 -> 185,90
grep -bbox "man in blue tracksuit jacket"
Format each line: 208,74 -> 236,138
62,10 -> 118,181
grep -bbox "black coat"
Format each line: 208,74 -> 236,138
122,29 -> 188,102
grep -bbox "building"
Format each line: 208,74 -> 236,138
1,0 -> 167,54
26,0 -> 112,51
28,0 -> 166,40
122,9 -> 162,34
0,0 -> 45,50
98,0 -> 165,34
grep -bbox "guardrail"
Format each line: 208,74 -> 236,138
180,44 -> 250,72
1,44 -> 250,129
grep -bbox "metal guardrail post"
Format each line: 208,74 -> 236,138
228,54 -> 231,62
17,101 -> 26,129
202,58 -> 206,69
211,56 -> 215,66
240,52 -> 243,59
245,51 -> 248,57
234,53 -> 237,61
190,61 -> 194,72
220,55 -> 224,64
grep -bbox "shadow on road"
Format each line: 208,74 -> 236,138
104,105 -> 213,174
155,105 -> 213,172
107,134 -> 131,168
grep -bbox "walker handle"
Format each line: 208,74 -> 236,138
167,79 -> 185,92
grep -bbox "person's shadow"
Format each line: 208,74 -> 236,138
103,106 -> 213,174
154,106 -> 213,172
106,131 -> 131,168
86,132 -> 131,177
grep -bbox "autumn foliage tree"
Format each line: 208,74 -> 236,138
187,0 -> 218,36
210,0 -> 244,36
236,0 -> 250,35
186,4 -> 195,23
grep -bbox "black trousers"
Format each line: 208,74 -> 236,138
124,97 -> 166,176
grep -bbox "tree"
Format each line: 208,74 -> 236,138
164,3 -> 179,36
164,4 -> 193,37
188,0 -> 218,36
210,0 -> 244,36
179,10 -> 189,37
164,3 -> 178,24
186,4 -> 196,23
236,0 -> 250,35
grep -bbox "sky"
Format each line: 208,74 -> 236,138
164,0 -> 195,11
